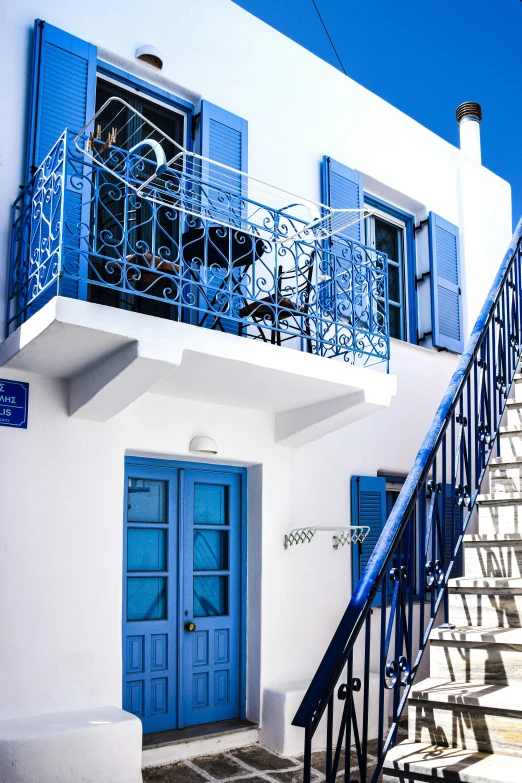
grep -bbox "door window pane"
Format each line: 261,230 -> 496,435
194,484 -> 226,525
375,218 -> 399,262
193,576 -> 228,616
127,577 -> 167,621
128,529 -> 167,571
194,530 -> 228,571
128,479 -> 167,524
388,262 -> 400,304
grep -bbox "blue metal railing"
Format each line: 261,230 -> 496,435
294,218 -> 522,782
7,131 -> 390,369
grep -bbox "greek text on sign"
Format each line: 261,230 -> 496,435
0,379 -> 29,429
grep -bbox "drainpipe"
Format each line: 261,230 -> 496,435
456,101 -> 482,164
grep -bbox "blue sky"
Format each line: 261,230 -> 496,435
233,0 -> 522,230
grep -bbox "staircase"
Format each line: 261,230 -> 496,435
383,376 -> 522,782
294,220 -> 522,783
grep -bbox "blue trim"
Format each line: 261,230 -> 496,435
123,455 -> 247,725
26,20 -> 43,181
364,194 -> 418,346
125,456 -> 247,477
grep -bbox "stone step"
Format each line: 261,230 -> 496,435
498,426 -> 522,460
513,374 -> 522,401
505,399 -> 522,429
489,457 -> 522,493
383,740 -> 520,783
477,493 -> 522,536
448,576 -> 522,626
463,534 -> 522,578
408,678 -> 522,757
429,625 -> 522,684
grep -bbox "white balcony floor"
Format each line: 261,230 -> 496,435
0,297 -> 396,446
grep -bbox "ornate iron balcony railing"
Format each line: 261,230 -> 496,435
293,217 -> 522,782
7,131 -> 390,369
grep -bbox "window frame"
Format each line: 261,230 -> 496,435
96,61 -> 194,154
364,195 -> 417,345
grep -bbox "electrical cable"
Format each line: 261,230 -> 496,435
311,0 -> 347,76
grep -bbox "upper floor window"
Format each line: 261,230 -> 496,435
95,77 -> 187,156
365,205 -> 409,342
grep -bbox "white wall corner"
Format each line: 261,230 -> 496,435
275,377 -> 397,448
68,340 -> 179,421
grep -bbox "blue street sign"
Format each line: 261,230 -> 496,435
0,379 -> 29,429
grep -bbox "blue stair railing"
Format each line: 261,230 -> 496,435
293,217 -> 522,783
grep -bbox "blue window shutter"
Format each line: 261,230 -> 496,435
26,19 -> 97,176
200,101 -> 248,194
351,476 -> 386,607
322,156 -> 364,244
26,20 -> 96,309
429,212 -> 463,354
442,484 -> 463,578
199,102 -> 248,335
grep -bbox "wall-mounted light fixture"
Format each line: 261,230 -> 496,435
190,436 -> 218,455
135,45 -> 164,70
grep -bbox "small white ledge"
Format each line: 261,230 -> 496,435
261,677 -> 389,757
0,298 -> 396,446
0,706 -> 142,783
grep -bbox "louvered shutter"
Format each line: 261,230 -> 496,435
199,102 -> 248,334
441,484 -> 463,579
27,20 -> 97,176
429,213 -> 463,353
351,476 -> 386,607
322,156 -> 364,245
26,20 -> 97,310
200,101 -> 248,199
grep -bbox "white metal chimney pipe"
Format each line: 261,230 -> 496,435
456,102 -> 482,164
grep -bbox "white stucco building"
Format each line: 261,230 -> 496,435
0,1 -> 513,780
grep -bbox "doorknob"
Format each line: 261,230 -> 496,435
184,621 -> 197,632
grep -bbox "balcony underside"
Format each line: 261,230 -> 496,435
0,297 -> 396,447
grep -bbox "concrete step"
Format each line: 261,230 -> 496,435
383,740 -> 520,783
489,457 -> 522,494
498,427 -> 522,460
448,576 -> 522,626
408,678 -> 522,757
463,534 -> 522,578
513,374 -> 522,401
429,625 -> 522,684
477,493 -> 522,536
505,400 -> 522,429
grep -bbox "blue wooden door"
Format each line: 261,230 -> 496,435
123,462 -> 243,734
123,467 -> 178,732
180,471 -> 241,727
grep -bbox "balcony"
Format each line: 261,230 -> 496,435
2,124 -> 396,445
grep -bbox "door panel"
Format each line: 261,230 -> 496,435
123,469 -> 178,733
180,471 -> 241,727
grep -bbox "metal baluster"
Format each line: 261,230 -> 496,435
303,726 -> 312,783
345,653 -> 354,783
325,694 -> 334,783
361,614 -> 371,783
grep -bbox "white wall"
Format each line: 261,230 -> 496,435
0,341 -> 455,723
0,0 -> 514,745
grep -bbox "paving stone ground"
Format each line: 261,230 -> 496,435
142,719 -> 408,783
